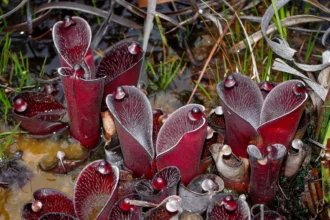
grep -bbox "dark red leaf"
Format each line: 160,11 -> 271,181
217,73 -> 262,158
73,160 -> 119,220
59,67 -> 105,149
106,86 -> 154,178
96,41 -> 144,107
217,74 -> 308,158
258,80 -> 308,152
247,144 -> 287,205
156,104 -> 207,185
12,92 -> 68,137
13,92 -> 66,120
53,16 -> 94,75
21,188 -> 75,220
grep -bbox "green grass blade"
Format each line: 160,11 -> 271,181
155,15 -> 168,48
316,90 -> 330,143
305,26 -> 321,63
195,81 -> 212,103
1,122 -> 21,158
146,60 -> 159,81
270,0 -> 285,39
321,160 -> 330,216
91,0 -> 101,25
0,91 -> 11,123
39,56 -> 48,77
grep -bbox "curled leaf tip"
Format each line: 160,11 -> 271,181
221,195 -> 237,211
259,81 -> 274,92
13,98 -> 27,112
62,16 -> 76,28
114,86 -> 127,101
96,160 -> 112,175
224,74 -> 237,88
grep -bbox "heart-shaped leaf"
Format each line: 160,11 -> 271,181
217,73 -> 262,158
106,86 -> 154,178
73,160 -> 119,220
258,80 -> 308,152
53,16 -> 94,75
217,73 -> 308,157
156,104 -> 207,184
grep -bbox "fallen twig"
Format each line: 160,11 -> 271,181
187,1 -> 245,104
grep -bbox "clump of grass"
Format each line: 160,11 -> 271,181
11,52 -> 31,92
304,27 -> 321,63
261,47 -> 274,82
0,91 -> 11,124
0,33 -> 11,76
0,7 -> 7,27
0,33 -> 31,90
0,30 -> 42,125
241,41 -> 251,75
146,55 -> 185,91
268,0 -> 290,81
270,0 -> 287,40
195,81 -> 213,103
321,159 -> 330,217
0,123 -> 21,159
39,56 -> 48,78
146,14 -> 186,91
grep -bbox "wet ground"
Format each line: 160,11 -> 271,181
0,137 -> 78,219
